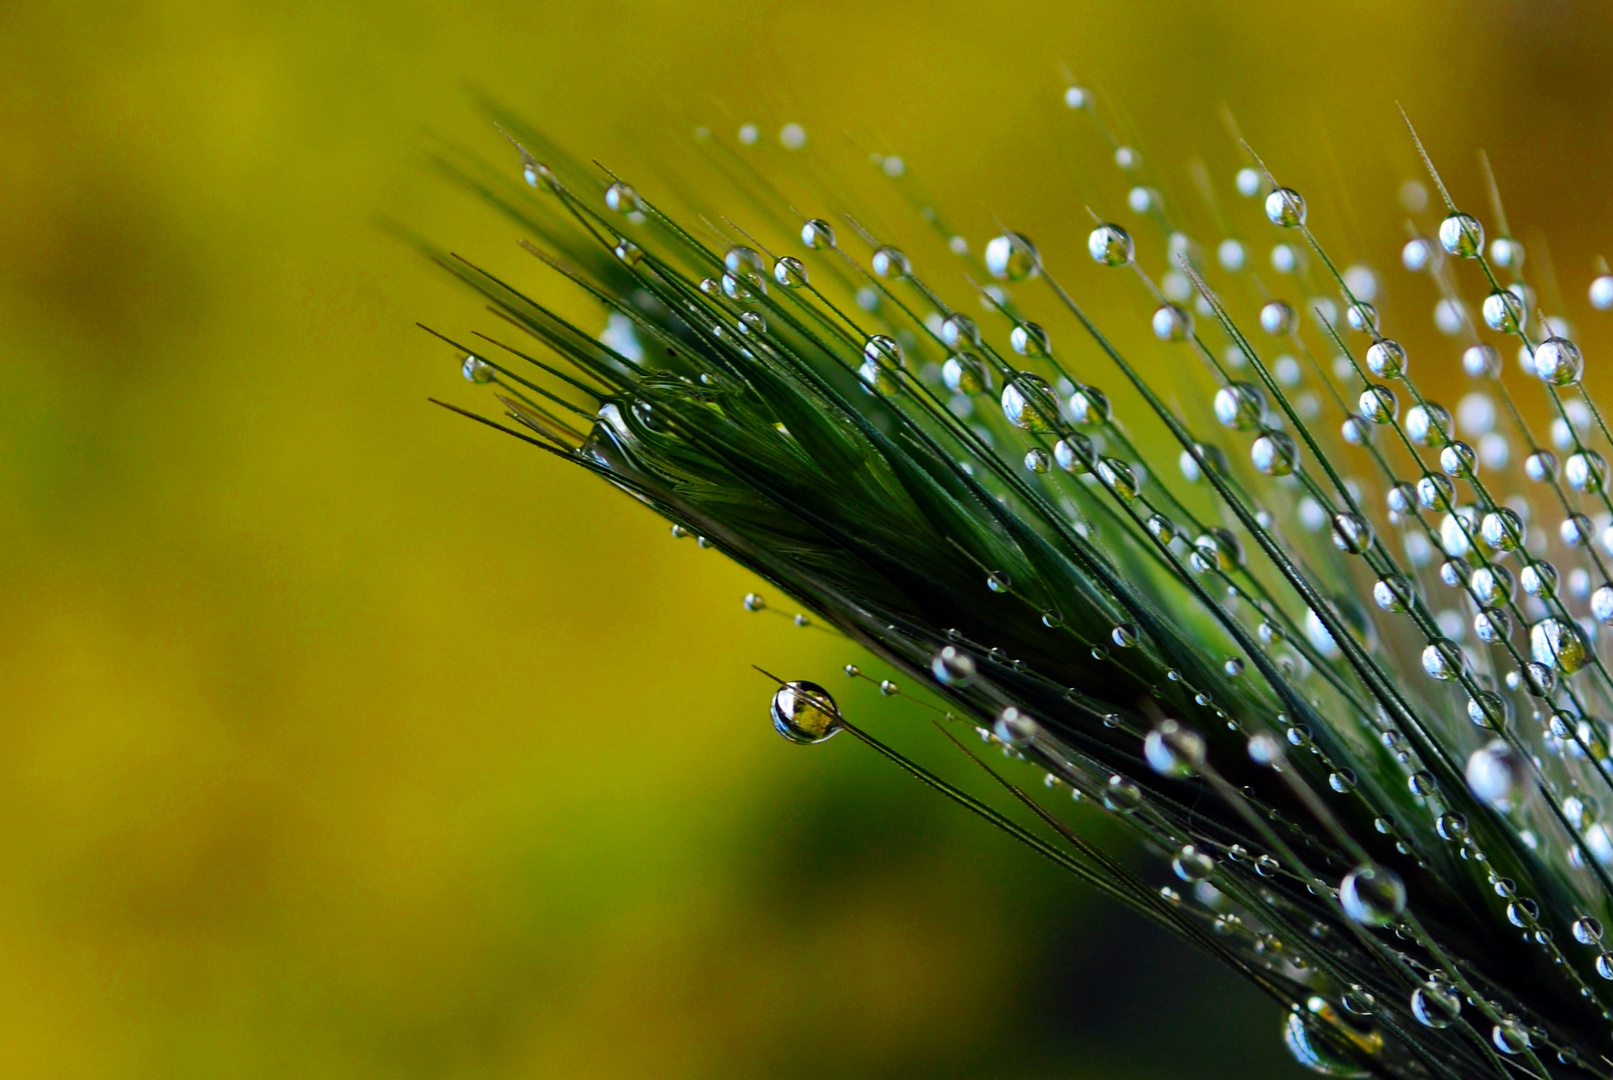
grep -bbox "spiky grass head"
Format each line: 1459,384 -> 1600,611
421,92 -> 1613,1079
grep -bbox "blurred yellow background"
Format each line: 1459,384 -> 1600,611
3,1 -> 1613,1076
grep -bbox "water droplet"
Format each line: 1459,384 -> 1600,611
1373,576 -> 1414,613
1224,656 -> 1245,676
1463,343 -> 1502,378
993,707 -> 1039,746
1102,775 -> 1142,813
1251,431 -> 1299,476
1481,288 -> 1524,333
771,681 -> 842,744
1590,275 -> 1613,310
1492,1019 -> 1531,1055
1282,999 -> 1379,1078
1357,385 -> 1397,424
1063,85 -> 1090,109
984,232 -> 1039,281
1024,447 -> 1050,474
1575,916 -> 1604,945
1330,513 -> 1373,555
1152,303 -> 1193,341
1001,373 -> 1060,431
1345,302 -> 1379,334
940,313 -> 981,349
462,355 -> 496,384
1533,336 -> 1584,385
1411,982 -> 1461,1028
1467,739 -> 1522,808
1145,719 -> 1205,777
613,238 -> 644,266
1408,770 -> 1437,796
1329,770 -> 1356,793
941,352 -> 989,395
1439,441 -> 1478,478
1340,864 -> 1405,925
743,592 -> 766,612
773,256 -> 808,288
1437,812 -> 1470,841
879,679 -> 898,696
801,219 -> 836,249
1405,402 -> 1452,446
1438,213 -> 1484,258
604,181 -> 642,215
1567,450 -> 1607,493
1214,383 -> 1266,430
1531,617 -> 1588,674
1415,472 -> 1454,511
1111,623 -> 1140,648
1098,457 -> 1139,500
1041,609 -> 1064,628
986,571 -> 1011,593
1087,223 -> 1134,266
1010,322 -> 1051,357
1524,450 -> 1559,483
1054,434 -> 1093,473
1172,844 -> 1216,882
1365,340 -> 1407,380
1265,187 -> 1307,227
1218,238 -> 1246,270
1260,300 -> 1297,335
1520,561 -> 1558,599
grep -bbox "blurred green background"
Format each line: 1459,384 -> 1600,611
4,1 -> 1613,1076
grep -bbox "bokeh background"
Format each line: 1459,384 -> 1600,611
4,1 -> 1613,1076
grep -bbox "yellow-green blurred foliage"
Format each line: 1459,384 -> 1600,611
3,1 -> 1613,1076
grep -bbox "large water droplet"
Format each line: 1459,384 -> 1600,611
1567,450 -> 1607,493
801,219 -> 836,249
931,646 -> 976,685
604,181 -> 642,214
773,256 -> 808,288
1251,431 -> 1299,476
1467,739 -> 1522,808
771,681 -> 842,744
1410,982 -> 1461,1028
1282,998 -> 1378,1078
1102,775 -> 1142,813
1087,223 -> 1134,266
1339,864 -> 1406,926
1001,373 -> 1060,431
1172,844 -> 1215,882
1491,1019 -> 1531,1055
1365,340 -> 1407,379
1265,187 -> 1307,227
1144,719 -> 1205,778
1531,617 -> 1588,673
1438,213 -> 1484,258
462,355 -> 495,383
984,232 -> 1039,281
1214,383 -> 1265,430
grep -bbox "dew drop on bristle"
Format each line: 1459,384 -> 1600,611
801,219 -> 836,249
1144,719 -> 1205,777
773,256 -> 808,288
771,681 -> 842,744
1340,865 -> 1406,925
1467,740 -> 1522,808
1411,983 -> 1461,1028
1103,775 -> 1142,813
1001,373 -> 1060,431
1365,339 -> 1407,379
1533,337 -> 1584,385
984,232 -> 1039,281
1172,845 -> 1215,882
1438,212 -> 1484,258
1265,187 -> 1306,227
1087,223 -> 1134,266
462,355 -> 495,383
604,181 -> 642,214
